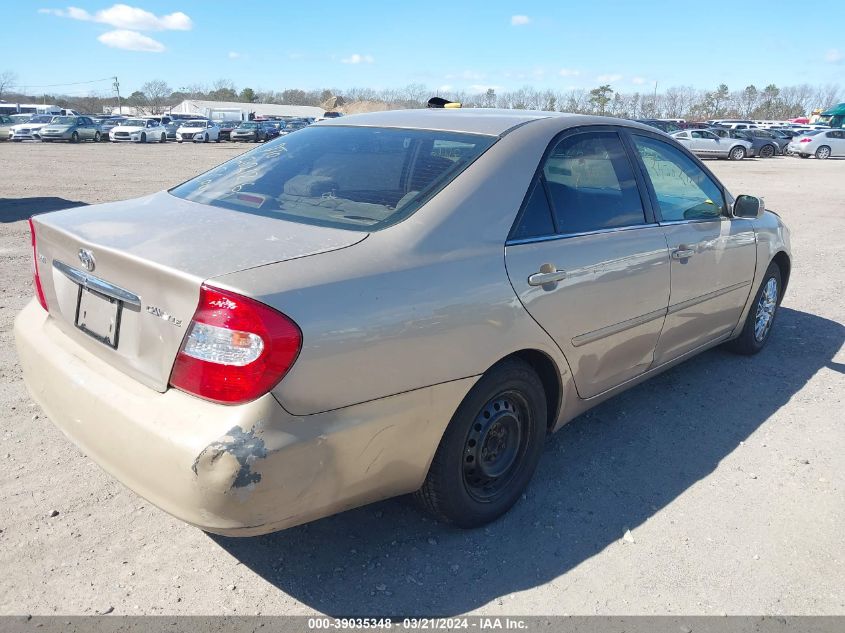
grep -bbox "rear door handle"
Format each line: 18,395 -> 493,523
672,247 -> 695,260
528,264 -> 567,287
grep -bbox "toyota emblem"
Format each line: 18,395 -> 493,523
78,248 -> 96,272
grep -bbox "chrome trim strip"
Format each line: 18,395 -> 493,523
52,260 -> 142,309
506,223 -> 661,247
666,281 -> 751,315
658,218 -> 725,226
571,307 -> 667,348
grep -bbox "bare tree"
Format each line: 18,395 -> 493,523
0,70 -> 17,99
141,79 -> 173,114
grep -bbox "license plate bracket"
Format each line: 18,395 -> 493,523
75,285 -> 123,349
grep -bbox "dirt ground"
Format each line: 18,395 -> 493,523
0,142 -> 842,616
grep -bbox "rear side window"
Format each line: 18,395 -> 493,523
541,131 -> 646,234
632,134 -> 725,221
170,126 -> 495,231
510,179 -> 555,240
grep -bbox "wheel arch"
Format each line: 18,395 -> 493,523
493,349 -> 562,432
771,251 -> 791,300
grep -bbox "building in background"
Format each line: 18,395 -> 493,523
168,100 -> 323,121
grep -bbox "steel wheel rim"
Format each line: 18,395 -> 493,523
731,147 -> 744,160
761,145 -> 773,157
754,277 -> 778,342
462,391 -> 531,502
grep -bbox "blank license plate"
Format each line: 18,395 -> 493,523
75,287 -> 122,348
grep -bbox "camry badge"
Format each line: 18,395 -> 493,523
78,248 -> 96,272
146,305 -> 183,327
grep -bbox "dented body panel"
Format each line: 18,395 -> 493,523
15,300 -> 477,535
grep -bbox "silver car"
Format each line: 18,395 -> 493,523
788,129 -> 845,159
15,110 -> 791,535
39,116 -> 103,143
671,129 -> 753,160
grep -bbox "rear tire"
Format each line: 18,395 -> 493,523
815,145 -> 831,159
414,358 -> 547,528
140,132 -> 146,143
725,262 -> 782,355
799,153 -> 809,158
759,144 -> 775,158
70,131 -> 79,143
93,131 -> 101,142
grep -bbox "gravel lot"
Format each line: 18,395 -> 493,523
0,142 -> 842,616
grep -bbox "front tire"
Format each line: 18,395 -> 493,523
726,262 -> 782,355
140,132 -> 146,143
70,131 -> 79,143
93,131 -> 101,142
729,146 -> 746,160
415,358 -> 547,528
815,145 -> 831,159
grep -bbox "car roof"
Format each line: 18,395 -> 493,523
315,108 -> 576,136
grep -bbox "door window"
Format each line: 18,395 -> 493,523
632,135 -> 725,222
541,131 -> 646,233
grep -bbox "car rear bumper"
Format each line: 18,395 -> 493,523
15,299 -> 472,536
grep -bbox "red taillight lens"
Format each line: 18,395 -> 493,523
799,138 -> 812,143
169,284 -> 302,404
28,218 -> 48,311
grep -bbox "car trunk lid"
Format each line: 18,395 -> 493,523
32,191 -> 366,392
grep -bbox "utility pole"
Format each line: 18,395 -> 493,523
113,76 -> 121,114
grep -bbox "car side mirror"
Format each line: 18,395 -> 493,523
733,195 -> 765,219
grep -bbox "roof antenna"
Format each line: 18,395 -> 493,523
427,97 -> 462,109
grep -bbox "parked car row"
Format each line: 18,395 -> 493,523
0,113 -> 315,144
649,122 -> 840,160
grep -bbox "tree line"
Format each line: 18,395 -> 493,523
2,72 -> 842,120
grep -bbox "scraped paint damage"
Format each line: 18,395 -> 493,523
192,425 -> 267,488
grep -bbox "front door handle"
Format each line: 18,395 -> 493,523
672,246 -> 695,260
528,263 -> 567,287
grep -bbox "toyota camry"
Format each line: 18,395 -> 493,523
15,109 -> 791,535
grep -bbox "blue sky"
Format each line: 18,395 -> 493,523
2,1 -> 844,97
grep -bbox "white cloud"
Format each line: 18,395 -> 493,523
341,53 -> 374,64
631,76 -> 647,85
824,48 -> 843,63
228,51 -> 241,59
39,4 -> 192,30
511,15 -> 531,25
97,29 -> 164,52
558,68 -> 580,77
596,73 -> 623,83
437,84 -> 453,93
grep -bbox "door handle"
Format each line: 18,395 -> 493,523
528,263 -> 567,287
672,246 -> 695,260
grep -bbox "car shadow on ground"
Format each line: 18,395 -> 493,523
0,197 -> 88,223
211,307 -> 843,615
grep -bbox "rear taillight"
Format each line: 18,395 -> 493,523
799,138 -> 812,143
169,284 -> 301,404
28,218 -> 48,311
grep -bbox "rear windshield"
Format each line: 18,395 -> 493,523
170,125 -> 496,231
